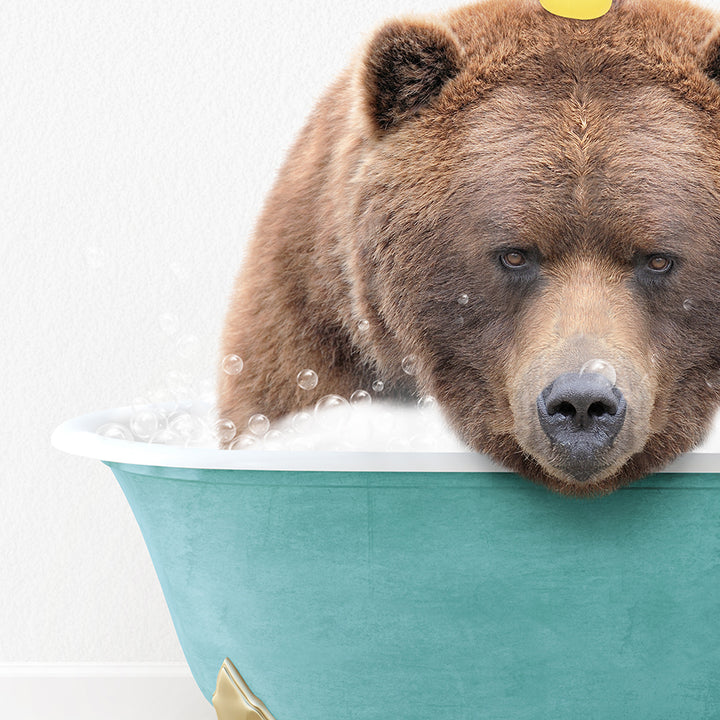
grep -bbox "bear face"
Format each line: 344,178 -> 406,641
218,0 -> 720,495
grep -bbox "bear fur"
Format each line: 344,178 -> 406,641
218,0 -> 720,496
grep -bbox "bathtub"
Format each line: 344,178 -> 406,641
52,403 -> 720,720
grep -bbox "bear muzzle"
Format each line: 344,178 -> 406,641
536,371 -> 627,482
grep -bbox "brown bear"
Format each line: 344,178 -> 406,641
217,0 -> 720,496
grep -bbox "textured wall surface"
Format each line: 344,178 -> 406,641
3,0 -> 720,670
1,0 -> 470,665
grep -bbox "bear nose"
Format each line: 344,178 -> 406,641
536,372 -> 627,480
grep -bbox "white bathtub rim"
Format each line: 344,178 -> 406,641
51,404 -> 505,473
51,403 -> 720,474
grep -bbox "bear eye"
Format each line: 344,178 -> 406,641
646,255 -> 673,273
501,250 -> 528,269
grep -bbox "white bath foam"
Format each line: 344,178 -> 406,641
250,400 -> 470,453
63,397 -> 720,472
100,396 -> 470,453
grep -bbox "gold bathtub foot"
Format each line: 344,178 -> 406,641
212,658 -> 277,720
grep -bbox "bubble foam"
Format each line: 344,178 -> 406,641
95,396 -> 467,453
579,358 -> 617,386
297,369 -> 318,390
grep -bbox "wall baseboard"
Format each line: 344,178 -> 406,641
0,662 -> 192,677
0,663 -> 216,720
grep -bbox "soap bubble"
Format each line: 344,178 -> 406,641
149,428 -> 184,446
402,355 -> 418,376
314,395 -> 351,429
417,395 -> 437,410
457,293 -> 469,305
358,319 -> 370,332
683,298 -> 695,312
168,412 -> 196,439
158,313 -> 180,336
148,387 -> 178,413
296,369 -> 318,390
185,416 -> 213,447
222,354 -> 244,375
202,406 -> 220,428
579,358 -> 617,386
97,422 -> 133,441
372,380 -> 384,392
262,429 -> 285,449
230,434 -> 259,450
248,413 -> 270,436
214,418 -> 237,444
291,410 -> 313,433
314,394 -> 349,413
350,389 -> 372,406
288,434 -> 315,451
130,409 -> 159,440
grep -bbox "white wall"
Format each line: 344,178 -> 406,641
0,0 -> 469,715
3,0 -> 720,716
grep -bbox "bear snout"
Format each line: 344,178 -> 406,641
536,372 -> 627,481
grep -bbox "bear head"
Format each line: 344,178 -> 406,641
341,0 -> 720,495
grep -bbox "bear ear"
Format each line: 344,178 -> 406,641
359,18 -> 464,136
699,25 -> 720,83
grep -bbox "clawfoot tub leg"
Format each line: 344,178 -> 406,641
212,658 -> 277,720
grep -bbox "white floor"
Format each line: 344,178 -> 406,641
0,665 -> 216,720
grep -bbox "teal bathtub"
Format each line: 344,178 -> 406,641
52,405 -> 720,719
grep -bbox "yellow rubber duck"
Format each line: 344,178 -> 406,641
540,0 -> 612,19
